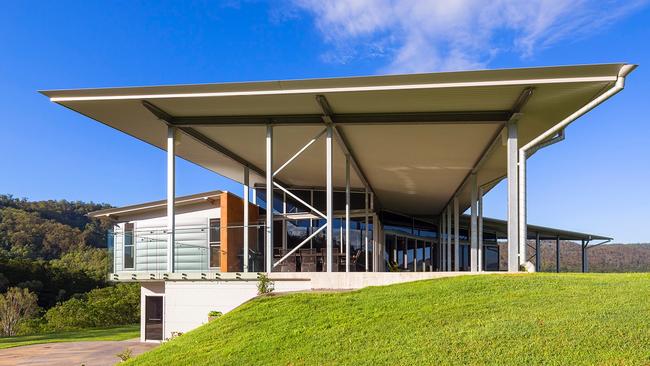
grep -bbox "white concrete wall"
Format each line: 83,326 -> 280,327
143,280 -> 311,341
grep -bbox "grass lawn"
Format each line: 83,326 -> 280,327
0,324 -> 140,349
129,273 -> 650,365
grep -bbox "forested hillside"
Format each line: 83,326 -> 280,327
0,195 -> 140,336
0,194 -> 113,308
499,241 -> 650,272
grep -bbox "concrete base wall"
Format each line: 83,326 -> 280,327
141,279 -> 311,341
270,272 -> 476,290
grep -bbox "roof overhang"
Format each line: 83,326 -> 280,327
88,190 -> 222,219
43,63 -> 635,217
458,215 -> 612,242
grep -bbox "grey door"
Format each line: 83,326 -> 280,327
145,296 -> 163,340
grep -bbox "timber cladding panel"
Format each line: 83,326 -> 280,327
219,192 -> 260,272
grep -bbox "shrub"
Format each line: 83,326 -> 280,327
0,287 -> 38,336
387,261 -> 401,272
116,348 -> 133,362
44,283 -> 139,331
257,273 -> 274,295
208,310 -> 222,317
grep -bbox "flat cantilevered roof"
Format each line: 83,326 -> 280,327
41,63 -> 635,217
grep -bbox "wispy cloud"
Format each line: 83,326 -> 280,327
288,0 -> 647,73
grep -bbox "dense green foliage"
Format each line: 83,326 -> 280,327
0,194 -> 113,309
0,195 -> 140,337
0,194 -> 111,259
129,274 -> 650,366
0,325 -> 139,349
43,283 -> 140,331
0,253 -> 108,309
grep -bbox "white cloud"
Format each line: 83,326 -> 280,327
290,0 -> 647,72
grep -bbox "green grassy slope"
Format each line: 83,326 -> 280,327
129,274 -> 650,366
0,325 -> 139,349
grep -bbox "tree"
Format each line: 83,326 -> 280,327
0,287 -> 38,336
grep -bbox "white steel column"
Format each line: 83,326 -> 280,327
364,187 -> 369,272
326,125 -> 333,272
518,150 -> 527,268
440,213 -> 446,271
345,155 -> 351,272
166,126 -> 176,273
507,119 -> 520,272
282,192 -> 287,251
265,125 -> 273,273
252,188 -> 257,205
556,236 -> 560,273
478,187 -> 484,272
582,241 -> 589,273
535,232 -> 541,272
453,197 -> 460,272
470,173 -> 478,272
243,167 -> 249,272
446,207 -> 452,271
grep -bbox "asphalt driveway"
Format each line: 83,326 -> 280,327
0,339 -> 158,366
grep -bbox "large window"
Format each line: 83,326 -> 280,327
484,245 -> 500,271
209,218 -> 221,269
124,223 -> 135,269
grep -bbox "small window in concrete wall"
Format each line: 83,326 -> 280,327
209,219 -> 221,269
124,223 -> 135,269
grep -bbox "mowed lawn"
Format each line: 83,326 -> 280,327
0,325 -> 140,349
129,274 -> 650,365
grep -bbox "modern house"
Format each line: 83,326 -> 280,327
45,64 -> 633,341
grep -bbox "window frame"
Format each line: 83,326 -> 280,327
123,222 -> 135,270
209,218 -> 221,270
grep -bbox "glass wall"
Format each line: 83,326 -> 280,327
384,231 -> 435,272
272,215 -> 374,272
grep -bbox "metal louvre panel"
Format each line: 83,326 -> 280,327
174,223 -> 209,272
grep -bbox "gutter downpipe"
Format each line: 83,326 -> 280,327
517,64 -> 636,267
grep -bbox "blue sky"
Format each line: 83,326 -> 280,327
1,1 -> 648,242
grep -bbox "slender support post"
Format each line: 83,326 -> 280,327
478,187 -> 484,271
265,125 -> 273,272
309,190 -> 314,249
364,187 -> 369,272
535,232 -> 541,272
507,119 -> 520,272
555,236 -> 560,273
243,167 -> 249,272
402,238 -> 407,270
470,174 -> 478,272
326,125 -> 333,272
454,196 -> 460,272
340,222 -> 343,254
584,242 -> 589,273
581,240 -> 586,273
167,126 -> 176,273
446,207 -> 452,271
252,188 -> 257,205
345,155 -> 351,272
438,211 -> 447,271
282,192 -> 287,251
370,194 -> 376,272
518,150 -> 527,267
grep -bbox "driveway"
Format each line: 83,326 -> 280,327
0,339 -> 158,366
